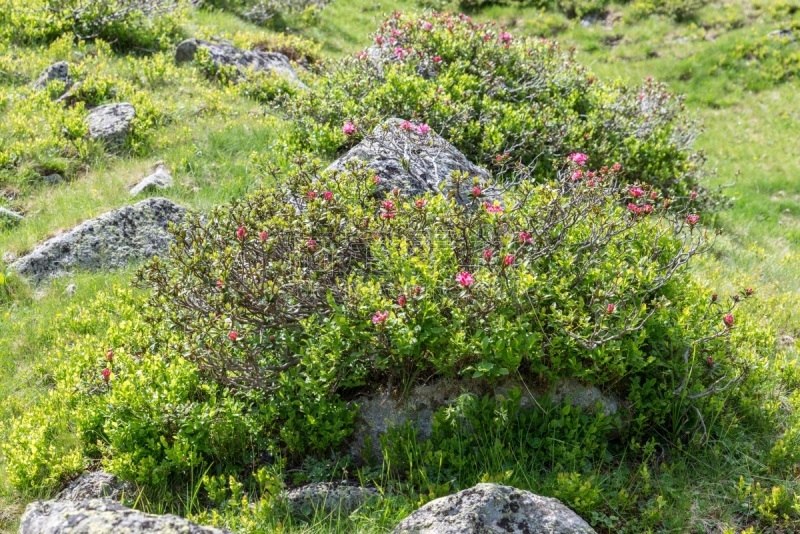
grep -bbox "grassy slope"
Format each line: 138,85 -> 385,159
1,0 -> 799,532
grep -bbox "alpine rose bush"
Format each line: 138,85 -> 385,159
281,12 -> 712,203
139,157 -> 751,446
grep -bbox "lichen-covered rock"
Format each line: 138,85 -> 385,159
350,378 -> 622,462
11,198 -> 186,282
175,39 -> 304,87
58,471 -> 135,502
19,498 -> 230,534
130,163 -> 173,196
86,103 -> 135,144
33,61 -> 71,90
392,484 -> 596,534
326,118 -> 492,201
284,483 -> 378,517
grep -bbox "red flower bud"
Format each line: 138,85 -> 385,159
397,295 -> 407,307
228,331 -> 239,341
236,226 -> 247,241
723,314 -> 734,329
106,349 -> 114,362
606,303 -> 616,314
102,368 -> 111,382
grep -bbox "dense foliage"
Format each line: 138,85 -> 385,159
283,13 -> 708,202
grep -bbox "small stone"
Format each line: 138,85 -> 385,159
392,483 -> 596,534
86,103 -> 136,145
284,483 -> 378,517
64,284 -> 76,297
33,61 -> 71,91
58,471 -> 134,502
130,163 -> 173,196
0,206 -> 24,221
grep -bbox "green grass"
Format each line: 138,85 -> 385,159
2,0 -> 800,532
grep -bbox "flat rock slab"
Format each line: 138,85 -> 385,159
130,164 -> 173,196
19,498 -> 230,534
392,483 -> 596,534
11,198 -> 186,282
327,118 -> 492,201
86,103 -> 135,144
175,39 -> 304,87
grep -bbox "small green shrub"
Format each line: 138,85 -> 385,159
0,0 -> 184,51
628,0 -> 706,22
717,29 -> 800,91
282,12 -> 709,201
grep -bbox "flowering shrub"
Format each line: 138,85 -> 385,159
281,12 -> 709,202
139,157 -> 751,446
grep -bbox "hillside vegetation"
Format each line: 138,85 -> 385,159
1,0 -> 799,532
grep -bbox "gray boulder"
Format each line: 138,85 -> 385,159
130,163 -> 173,196
284,483 -> 378,517
11,198 -> 186,282
86,103 -> 136,144
33,61 -> 71,91
19,499 -> 230,534
326,118 -> 492,201
175,39 -> 304,87
392,483 -> 596,534
58,471 -> 135,502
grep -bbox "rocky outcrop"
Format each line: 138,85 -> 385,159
86,103 -> 136,144
130,163 -> 173,196
33,61 -> 71,90
19,499 -> 230,534
11,198 -> 186,281
350,378 -> 622,462
58,471 -> 135,502
326,118 -> 492,201
392,483 -> 596,534
175,39 -> 304,86
284,483 -> 378,517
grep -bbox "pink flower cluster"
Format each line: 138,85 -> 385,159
342,121 -> 357,135
484,202 -> 504,214
456,271 -> 475,288
568,153 -> 589,167
372,310 -> 389,325
400,120 -> 432,135
686,214 -> 700,226
381,200 -> 397,219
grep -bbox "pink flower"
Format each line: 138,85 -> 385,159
375,36 -> 384,45
102,368 -> 111,382
745,287 -> 755,297
106,349 -> 114,362
612,163 -> 622,172
422,21 -> 433,30
587,180 -> 596,187
400,120 -> 415,131
323,190 -> 333,201
641,204 -> 653,214
416,123 -> 431,135
381,210 -> 397,219
414,198 -> 427,208
484,202 -> 504,214
307,239 -> 317,250
456,271 -> 475,288
650,191 -> 659,200
630,187 -> 644,198
373,175 -> 381,184
397,295 -> 407,307
606,303 -> 616,314
690,191 -> 698,200
503,254 -> 515,266
627,203 -> 641,214
500,31 -> 513,44
572,169 -> 583,181
518,231 -> 533,244
382,200 -> 396,211
568,153 -> 589,166
342,121 -> 357,135
483,249 -> 493,261
216,279 -> 224,289
413,285 -> 423,296
472,186 -> 482,197
236,226 -> 247,241
433,56 -> 442,63
228,331 -> 239,341
307,191 -> 317,200
723,314 -> 734,329
372,310 -> 389,325
259,231 -> 268,242
711,293 -> 718,302
686,214 -> 700,226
